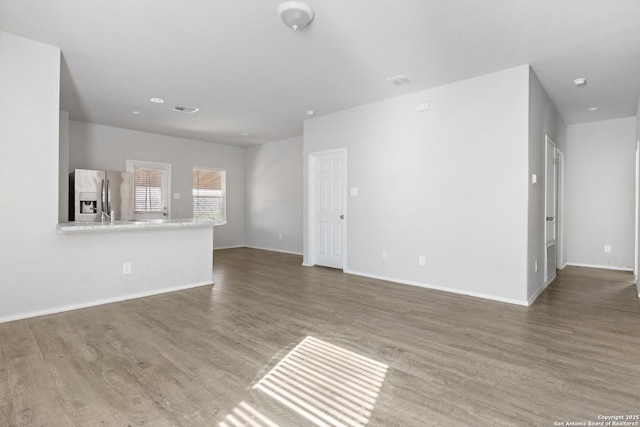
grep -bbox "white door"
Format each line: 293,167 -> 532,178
314,151 -> 345,269
545,136 -> 558,283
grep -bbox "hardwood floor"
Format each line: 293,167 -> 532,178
1,248 -> 639,426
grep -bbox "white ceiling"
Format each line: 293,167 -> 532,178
1,0 -> 639,146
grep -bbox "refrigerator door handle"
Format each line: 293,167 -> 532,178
101,179 -> 106,215
106,179 -> 111,213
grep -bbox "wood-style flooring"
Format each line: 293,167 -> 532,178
1,248 -> 639,426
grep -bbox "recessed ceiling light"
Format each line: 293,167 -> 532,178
241,132 -> 249,136
588,107 -> 599,111
131,110 -> 141,115
306,110 -> 315,116
150,97 -> 164,104
573,78 -> 587,86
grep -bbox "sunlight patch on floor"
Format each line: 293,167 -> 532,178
253,336 -> 388,427
219,401 -> 280,427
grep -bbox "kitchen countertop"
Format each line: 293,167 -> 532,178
57,218 -> 215,233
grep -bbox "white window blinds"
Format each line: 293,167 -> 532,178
193,168 -> 225,223
134,167 -> 165,213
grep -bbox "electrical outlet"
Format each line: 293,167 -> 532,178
122,262 -> 132,275
604,245 -> 611,253
382,251 -> 388,259
419,256 -> 426,266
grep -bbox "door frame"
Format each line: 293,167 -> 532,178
306,148 -> 347,270
634,141 -> 639,279
556,149 -> 565,269
544,135 -> 558,285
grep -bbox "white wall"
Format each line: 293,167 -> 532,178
527,68 -> 567,301
0,31 -> 62,318
565,117 -> 637,270
303,65 -> 531,304
245,136 -> 303,254
69,121 -> 245,249
0,31 -> 213,322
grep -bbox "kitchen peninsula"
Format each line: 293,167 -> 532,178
20,218 -> 218,324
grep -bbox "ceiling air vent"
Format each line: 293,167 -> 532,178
173,104 -> 200,114
385,74 -> 413,86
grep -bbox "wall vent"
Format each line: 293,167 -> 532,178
173,105 -> 200,114
385,74 -> 413,86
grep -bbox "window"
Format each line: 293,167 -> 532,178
126,160 -> 171,218
193,167 -> 226,224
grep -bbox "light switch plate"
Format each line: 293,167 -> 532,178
350,187 -> 359,196
174,193 -> 181,200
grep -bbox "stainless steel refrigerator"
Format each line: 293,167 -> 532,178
69,169 -> 134,222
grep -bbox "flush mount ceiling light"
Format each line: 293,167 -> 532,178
573,78 -> 587,86
588,106 -> 600,111
131,110 -> 141,115
278,1 -> 315,31
150,97 -> 165,103
305,110 -> 315,116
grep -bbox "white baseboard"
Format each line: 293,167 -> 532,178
244,245 -> 303,256
565,262 -> 633,272
0,281 -> 214,324
213,245 -> 245,250
214,245 -> 303,256
344,269 -> 529,306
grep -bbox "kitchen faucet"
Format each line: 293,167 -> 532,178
92,207 -> 114,223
